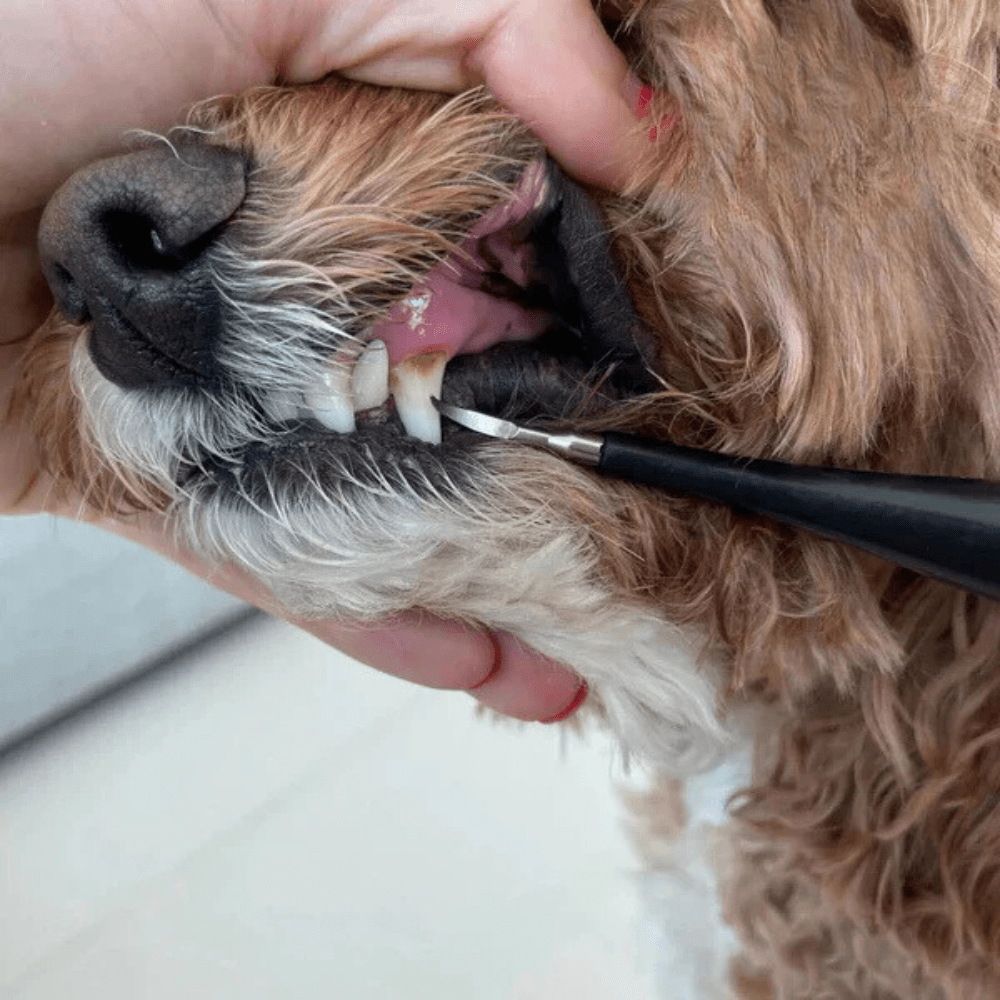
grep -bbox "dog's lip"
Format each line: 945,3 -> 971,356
88,296 -> 201,388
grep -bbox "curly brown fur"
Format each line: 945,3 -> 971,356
606,2 -> 1000,994
546,2 -> 1000,993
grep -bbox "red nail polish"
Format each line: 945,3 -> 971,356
650,113 -> 677,143
541,681 -> 589,724
636,85 -> 654,119
624,71 -> 654,120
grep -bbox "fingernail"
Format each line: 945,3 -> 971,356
649,112 -> 679,143
623,70 -> 654,120
540,680 -> 589,724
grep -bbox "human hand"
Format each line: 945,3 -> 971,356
2,0 -> 646,721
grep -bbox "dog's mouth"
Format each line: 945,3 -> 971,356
290,157 -> 657,449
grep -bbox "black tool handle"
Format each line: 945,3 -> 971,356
598,432 -> 1000,601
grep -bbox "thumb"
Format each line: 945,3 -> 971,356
469,0 -> 647,191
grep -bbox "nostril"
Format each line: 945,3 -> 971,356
46,260 -> 91,324
99,208 -> 200,272
39,141 -> 247,296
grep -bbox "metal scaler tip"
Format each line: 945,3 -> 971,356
432,399 -> 603,466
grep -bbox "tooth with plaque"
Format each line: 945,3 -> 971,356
350,339 -> 389,411
390,351 -> 447,445
305,355 -> 355,434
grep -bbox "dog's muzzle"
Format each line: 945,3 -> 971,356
37,135 -> 655,455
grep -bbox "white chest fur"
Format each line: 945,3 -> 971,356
631,752 -> 753,1000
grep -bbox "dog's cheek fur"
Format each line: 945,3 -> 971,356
616,0 -> 1000,467
195,82 -> 544,373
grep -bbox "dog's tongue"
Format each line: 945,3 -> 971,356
372,160 -> 553,366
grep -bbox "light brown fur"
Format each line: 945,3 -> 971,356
14,1 -> 1000,996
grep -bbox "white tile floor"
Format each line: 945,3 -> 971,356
0,615 -> 660,999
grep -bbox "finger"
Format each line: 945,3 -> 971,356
302,611 -> 499,690
468,629 -> 588,723
295,615 -> 588,726
469,0 -> 648,191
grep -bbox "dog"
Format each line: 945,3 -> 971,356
14,1 -> 1000,996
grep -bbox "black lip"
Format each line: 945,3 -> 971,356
524,160 -> 659,392
440,340 -> 624,425
185,341 -> 634,500
88,298 -> 201,389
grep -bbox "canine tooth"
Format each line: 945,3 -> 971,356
389,352 -> 447,445
305,358 -> 355,434
351,339 -> 389,411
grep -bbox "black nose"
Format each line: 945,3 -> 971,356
38,142 -> 246,389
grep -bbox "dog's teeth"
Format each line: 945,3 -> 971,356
389,352 -> 447,445
305,358 -> 355,434
351,339 -> 390,411
261,391 -> 300,423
